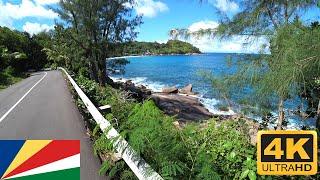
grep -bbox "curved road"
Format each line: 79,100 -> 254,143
0,71 -> 105,180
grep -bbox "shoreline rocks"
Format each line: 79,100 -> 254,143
151,93 -> 213,121
162,84 -> 197,96
116,79 -> 151,101
179,84 -> 197,95
116,80 -> 214,121
162,86 -> 179,94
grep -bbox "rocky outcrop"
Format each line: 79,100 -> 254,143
118,80 -> 151,101
179,84 -> 195,95
162,86 -> 178,94
151,93 -> 213,121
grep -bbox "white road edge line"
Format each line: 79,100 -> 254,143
0,72 -> 48,122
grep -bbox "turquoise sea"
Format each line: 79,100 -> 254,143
110,53 -> 316,129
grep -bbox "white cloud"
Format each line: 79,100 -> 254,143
133,0 -> 169,18
0,0 -> 57,24
174,20 -> 269,53
208,0 -> 239,13
34,0 -> 60,5
22,22 -> 54,35
188,20 -> 219,32
189,35 -> 269,53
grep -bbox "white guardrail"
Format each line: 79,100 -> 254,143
59,67 -> 163,180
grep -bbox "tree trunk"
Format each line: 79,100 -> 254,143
91,58 -> 99,82
98,67 -> 106,86
276,98 -> 285,130
88,62 -> 95,80
97,53 -> 106,86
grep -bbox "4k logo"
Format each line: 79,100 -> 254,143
257,131 -> 318,175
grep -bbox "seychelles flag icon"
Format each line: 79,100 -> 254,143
0,140 -> 80,179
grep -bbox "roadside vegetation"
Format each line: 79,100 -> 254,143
0,27 -> 51,89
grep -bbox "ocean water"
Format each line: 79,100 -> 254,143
109,53 -> 316,128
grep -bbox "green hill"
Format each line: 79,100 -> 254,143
121,40 -> 201,55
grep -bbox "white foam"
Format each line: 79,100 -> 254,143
199,97 -> 236,116
110,76 -> 166,92
107,55 -> 145,60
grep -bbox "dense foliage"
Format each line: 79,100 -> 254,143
121,40 -> 201,55
0,26 -> 51,89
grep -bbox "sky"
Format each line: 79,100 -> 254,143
0,0 -> 320,53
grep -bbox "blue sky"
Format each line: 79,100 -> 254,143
135,0 -> 219,42
1,0 -> 320,53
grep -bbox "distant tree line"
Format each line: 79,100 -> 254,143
120,40 -> 201,56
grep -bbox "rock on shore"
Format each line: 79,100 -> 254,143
151,93 -> 213,121
162,86 -> 179,94
179,84 -> 196,95
116,80 -> 151,101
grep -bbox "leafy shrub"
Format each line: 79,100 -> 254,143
181,119 -> 256,179
4,66 -> 15,75
100,87 -> 137,128
78,67 -> 90,78
0,66 -> 24,89
124,100 -> 188,179
50,63 -> 58,70
76,75 -> 101,104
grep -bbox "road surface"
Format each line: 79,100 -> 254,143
0,71 -> 106,180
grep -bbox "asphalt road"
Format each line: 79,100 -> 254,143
0,71 -> 106,180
